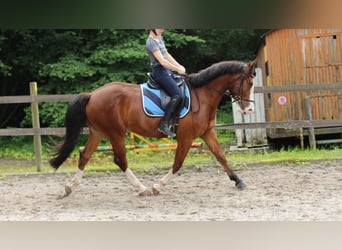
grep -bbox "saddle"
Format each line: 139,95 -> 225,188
147,73 -> 190,133
146,73 -> 186,111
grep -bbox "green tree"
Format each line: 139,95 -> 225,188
17,29 -> 203,127
0,29 -> 267,129
175,29 -> 267,73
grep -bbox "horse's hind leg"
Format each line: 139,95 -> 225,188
65,129 -> 103,196
107,134 -> 149,196
201,128 -> 246,189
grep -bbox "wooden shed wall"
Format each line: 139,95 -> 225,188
256,29 -> 342,138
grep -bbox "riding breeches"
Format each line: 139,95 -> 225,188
151,66 -> 182,98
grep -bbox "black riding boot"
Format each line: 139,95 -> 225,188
158,96 -> 181,138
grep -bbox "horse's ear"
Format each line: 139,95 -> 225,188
247,59 -> 257,77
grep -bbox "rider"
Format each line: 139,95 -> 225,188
146,29 -> 186,138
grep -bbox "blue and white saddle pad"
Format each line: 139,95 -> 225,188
140,82 -> 191,118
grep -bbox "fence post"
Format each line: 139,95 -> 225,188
30,82 -> 42,172
299,127 -> 304,150
304,96 -> 316,149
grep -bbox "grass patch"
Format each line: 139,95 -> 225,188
1,143 -> 342,175
226,146 -> 342,164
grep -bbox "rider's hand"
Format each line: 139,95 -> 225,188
177,65 -> 186,75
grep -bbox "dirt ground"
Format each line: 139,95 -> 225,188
0,160 -> 341,221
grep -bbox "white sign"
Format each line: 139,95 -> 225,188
277,96 -> 287,105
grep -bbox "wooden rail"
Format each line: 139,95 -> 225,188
2,120 -> 342,136
253,83 -> 342,93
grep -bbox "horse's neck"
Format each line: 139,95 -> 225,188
190,74 -> 238,114
191,86 -> 223,114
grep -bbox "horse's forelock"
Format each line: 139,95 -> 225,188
188,61 -> 246,87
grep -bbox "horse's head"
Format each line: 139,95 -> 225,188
187,60 -> 257,115
231,60 -> 256,115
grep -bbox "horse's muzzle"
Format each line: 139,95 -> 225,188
237,103 -> 254,115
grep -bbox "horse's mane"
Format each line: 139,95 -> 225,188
187,61 -> 246,87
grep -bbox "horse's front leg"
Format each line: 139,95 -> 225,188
201,128 -> 246,189
152,139 -> 192,195
125,168 -> 149,196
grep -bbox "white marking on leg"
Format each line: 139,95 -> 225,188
73,169 -> 84,185
64,169 -> 84,196
153,169 -> 174,193
125,168 -> 147,194
67,169 -> 84,187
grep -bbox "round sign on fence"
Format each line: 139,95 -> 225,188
277,95 -> 287,105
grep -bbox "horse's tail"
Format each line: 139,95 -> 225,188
49,93 -> 90,170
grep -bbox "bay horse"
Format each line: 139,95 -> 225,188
50,60 -> 256,197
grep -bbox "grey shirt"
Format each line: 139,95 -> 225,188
146,36 -> 168,68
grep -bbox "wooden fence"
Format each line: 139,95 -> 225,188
1,82 -> 342,172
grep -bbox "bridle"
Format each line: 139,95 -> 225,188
205,70 -> 255,106
232,71 -> 255,103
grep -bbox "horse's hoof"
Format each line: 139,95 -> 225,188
236,181 -> 246,190
57,185 -> 72,199
139,189 -> 151,197
152,185 -> 161,196
65,185 -> 73,196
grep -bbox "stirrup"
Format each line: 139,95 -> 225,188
158,126 -> 176,138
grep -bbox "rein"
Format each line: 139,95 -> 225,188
205,85 -> 231,97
